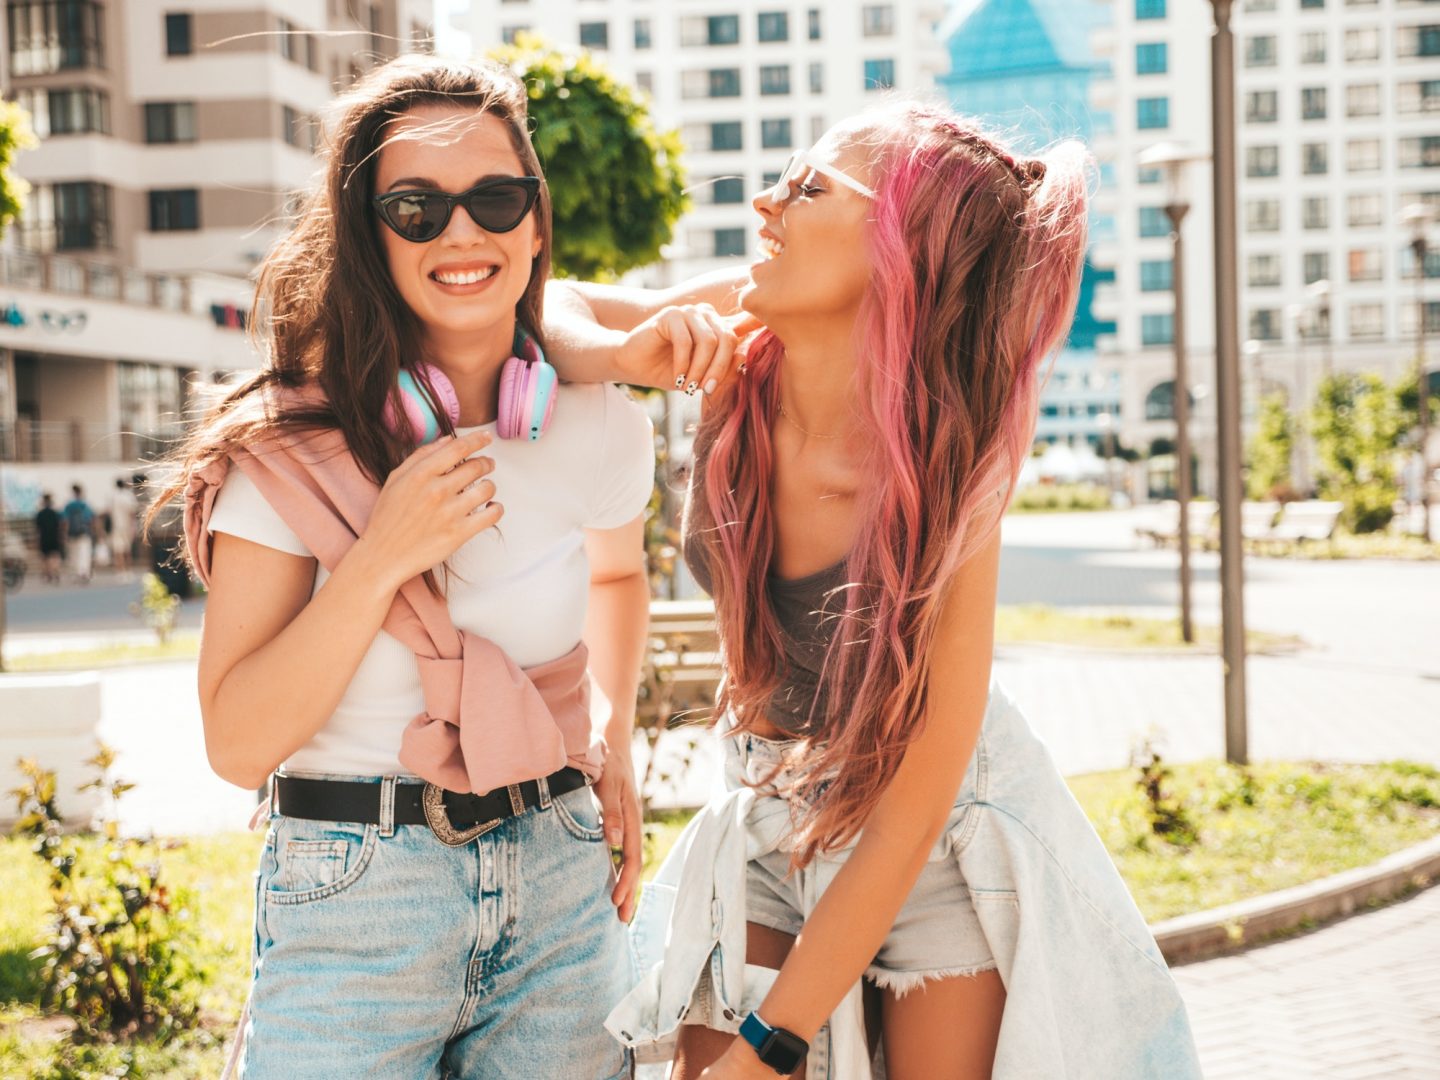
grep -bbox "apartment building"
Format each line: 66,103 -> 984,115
458,0 -> 950,281
0,0 -> 432,512
1090,0 -> 1439,494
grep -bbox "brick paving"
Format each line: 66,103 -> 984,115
1173,886 -> 1440,1079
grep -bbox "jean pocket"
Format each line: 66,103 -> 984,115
265,819 -> 377,905
551,785 -> 605,842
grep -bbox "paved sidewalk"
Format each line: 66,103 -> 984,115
1174,885 -> 1440,1079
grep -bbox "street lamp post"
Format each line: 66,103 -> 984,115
1139,141 -> 1205,645
1402,203 -> 1435,542
1207,0 -> 1249,765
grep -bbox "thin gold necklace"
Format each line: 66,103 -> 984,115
777,400 -> 845,439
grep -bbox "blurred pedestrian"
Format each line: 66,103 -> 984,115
62,483 -> 95,584
34,492 -> 63,583
110,476 -> 137,571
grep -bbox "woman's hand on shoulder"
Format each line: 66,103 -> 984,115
354,428 -> 501,592
620,305 -> 761,398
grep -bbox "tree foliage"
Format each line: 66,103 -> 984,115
490,36 -> 689,280
1309,371 -> 1405,533
1245,392 -> 1294,501
0,98 -> 36,235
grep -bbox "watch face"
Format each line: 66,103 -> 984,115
760,1029 -> 808,1074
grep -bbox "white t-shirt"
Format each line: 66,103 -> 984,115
208,381 -> 655,777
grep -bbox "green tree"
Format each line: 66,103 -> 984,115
0,98 -> 35,232
490,36 -> 689,280
1309,371 -> 1405,533
1245,392 -> 1294,500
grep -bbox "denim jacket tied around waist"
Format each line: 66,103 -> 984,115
605,679 -> 1203,1080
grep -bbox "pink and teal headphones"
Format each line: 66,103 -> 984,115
385,326 -> 556,444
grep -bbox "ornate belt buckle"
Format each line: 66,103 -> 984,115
421,783 -> 504,846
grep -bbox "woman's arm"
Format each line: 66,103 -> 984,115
716,529 -> 1003,1071
198,430 -> 500,789
582,512 -> 652,922
544,270 -> 756,390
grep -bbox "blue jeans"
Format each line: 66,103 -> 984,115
240,775 -> 634,1079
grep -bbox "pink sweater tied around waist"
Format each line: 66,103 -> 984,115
183,424 -> 604,796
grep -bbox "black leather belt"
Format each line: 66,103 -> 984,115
274,767 -> 590,846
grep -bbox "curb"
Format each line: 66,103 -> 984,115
1151,832 -> 1440,965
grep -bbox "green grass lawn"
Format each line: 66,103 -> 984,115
994,604 -> 1303,654
4,760 -> 1437,1077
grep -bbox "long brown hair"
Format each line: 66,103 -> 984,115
149,54 -> 553,521
691,103 -> 1089,865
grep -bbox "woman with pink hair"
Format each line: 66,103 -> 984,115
550,102 -> 1202,1079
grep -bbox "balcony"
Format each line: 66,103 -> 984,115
0,420 -> 181,465
0,251 -> 191,311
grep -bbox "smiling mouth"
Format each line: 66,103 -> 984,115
431,266 -> 500,285
758,236 -> 785,259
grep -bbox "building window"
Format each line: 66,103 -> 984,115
1247,254 -> 1282,287
282,105 -> 311,149
1348,247 -> 1383,280
1244,35 -> 1277,67
1136,0 -> 1166,20
684,15 -> 739,47
8,0 -> 106,73
1301,86 -> 1327,119
1137,97 -> 1169,129
1400,136 -> 1440,168
501,25 -> 527,45
1300,0 -> 1325,9
143,102 -> 197,144
1350,303 -> 1385,338
1302,141 -> 1329,174
1141,313 -> 1174,346
862,4 -> 895,37
1140,259 -> 1174,292
1401,300 -> 1440,335
50,181 -> 111,249
1300,31 -> 1327,64
809,61 -> 824,95
1246,198 -> 1281,232
1396,24 -> 1440,59
277,17 -> 298,62
1245,144 -> 1280,177
634,19 -> 651,49
714,228 -> 746,257
1136,42 -> 1167,75
578,21 -> 608,49
15,87 -> 110,136
811,114 -> 826,143
711,176 -> 745,204
864,58 -> 895,91
1344,27 -> 1380,62
1302,195 -> 1330,229
1347,192 -> 1384,226
165,12 -> 192,56
149,188 -> 200,232
1397,79 -> 1440,114
1249,309 -> 1282,341
757,11 -> 788,42
1139,206 -> 1170,237
1346,139 -> 1382,173
1246,90 -> 1279,123
1346,83 -> 1380,116
683,68 -> 742,98
760,64 -> 791,95
710,121 -> 742,151
1244,0 -> 1277,11
1303,252 -> 1330,285
808,8 -> 821,40
635,71 -> 653,95
761,118 -> 792,149
1138,166 -> 1163,184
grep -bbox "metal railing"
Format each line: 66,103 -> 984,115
0,250 -> 192,312
0,420 -> 179,464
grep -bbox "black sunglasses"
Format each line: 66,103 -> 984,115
372,177 -> 542,242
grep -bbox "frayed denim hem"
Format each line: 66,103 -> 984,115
863,960 -> 999,999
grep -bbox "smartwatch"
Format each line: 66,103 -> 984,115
739,1012 -> 808,1075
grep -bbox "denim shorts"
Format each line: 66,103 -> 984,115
240,773 -> 634,1080
732,733 -> 996,997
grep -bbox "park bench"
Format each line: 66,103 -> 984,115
1240,501 -> 1282,542
1261,500 -> 1343,552
636,600 -> 722,803
1134,500 -> 1218,548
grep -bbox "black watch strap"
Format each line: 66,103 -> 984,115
739,1012 -> 808,1075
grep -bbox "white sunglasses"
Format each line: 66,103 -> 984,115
768,150 -> 876,204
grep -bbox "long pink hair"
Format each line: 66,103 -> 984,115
691,103 -> 1090,864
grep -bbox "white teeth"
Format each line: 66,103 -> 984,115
759,236 -> 785,259
433,266 -> 499,285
